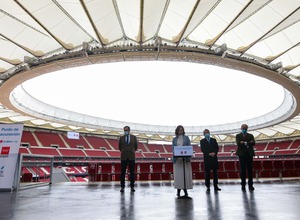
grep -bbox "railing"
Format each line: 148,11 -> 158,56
14,154 -> 54,190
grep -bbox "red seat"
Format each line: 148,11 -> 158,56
227,172 -> 239,179
252,160 -> 263,171
112,163 -> 121,174
101,163 -> 112,174
193,172 -> 204,179
262,161 -> 274,173
223,161 -> 236,172
191,161 -> 200,172
164,162 -> 173,173
217,171 -> 228,179
137,163 -> 150,173
161,173 -> 171,180
294,160 -> 300,170
152,162 -> 163,173
283,160 -> 295,170
138,173 -> 150,181
273,160 -> 284,170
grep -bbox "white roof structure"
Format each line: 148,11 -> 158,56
0,0 -> 300,143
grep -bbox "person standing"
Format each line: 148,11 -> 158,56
236,124 -> 255,191
200,129 -> 221,192
172,125 -> 193,198
119,126 -> 138,192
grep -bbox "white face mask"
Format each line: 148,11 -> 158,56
124,131 -> 129,136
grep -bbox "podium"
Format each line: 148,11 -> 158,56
173,146 -> 193,199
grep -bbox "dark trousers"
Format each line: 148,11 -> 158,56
238,155 -> 253,187
120,159 -> 135,188
205,168 -> 218,188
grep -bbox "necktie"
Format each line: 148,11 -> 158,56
126,136 -> 129,144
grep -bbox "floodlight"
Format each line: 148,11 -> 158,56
269,62 -> 282,70
214,43 -> 227,56
24,56 -> 39,66
82,42 -> 92,53
154,36 -> 162,48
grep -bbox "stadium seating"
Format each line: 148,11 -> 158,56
61,134 -> 89,149
105,139 -> 119,150
21,131 -> 38,147
58,148 -> 86,157
29,147 -> 60,156
164,145 -> 172,153
19,130 -> 300,182
266,140 -> 292,150
34,131 -> 67,148
84,136 -> 111,149
84,149 -> 109,157
290,139 -> 300,149
19,147 -> 30,154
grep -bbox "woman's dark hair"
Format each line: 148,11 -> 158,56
175,125 -> 185,136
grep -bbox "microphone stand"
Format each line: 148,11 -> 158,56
178,156 -> 192,199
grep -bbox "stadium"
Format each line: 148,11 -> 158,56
0,1 -> 299,219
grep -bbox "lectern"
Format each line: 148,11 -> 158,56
173,146 -> 193,199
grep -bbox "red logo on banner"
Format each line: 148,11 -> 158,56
1,146 -> 10,155
0,140 -> 3,143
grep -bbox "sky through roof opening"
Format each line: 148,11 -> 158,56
22,61 -> 284,126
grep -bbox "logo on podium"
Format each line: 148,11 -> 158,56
173,146 -> 193,157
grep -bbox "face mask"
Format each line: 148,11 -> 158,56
204,133 -> 210,139
242,129 -> 247,134
124,131 -> 129,136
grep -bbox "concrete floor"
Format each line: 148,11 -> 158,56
0,180 -> 299,220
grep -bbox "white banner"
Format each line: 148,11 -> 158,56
0,124 -> 23,190
173,145 -> 193,157
67,131 -> 79,140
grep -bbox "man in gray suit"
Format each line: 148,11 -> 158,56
119,126 -> 138,192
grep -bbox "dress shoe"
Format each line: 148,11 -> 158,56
249,186 -> 255,191
206,188 -> 210,192
241,186 -> 246,191
131,187 -> 135,192
214,187 -> 221,191
120,187 -> 124,192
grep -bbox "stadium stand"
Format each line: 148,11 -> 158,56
34,131 -> 67,148
21,131 -> 39,147
84,149 -> 109,157
105,139 -> 119,150
266,140 -> 292,150
19,147 -> 30,154
29,147 -> 61,156
290,139 -> 300,149
58,148 -> 86,157
61,134 -> 89,149
147,144 -> 165,153
164,145 -> 172,153
138,143 -> 148,152
19,130 -> 300,182
84,135 -> 111,149
254,143 -> 267,151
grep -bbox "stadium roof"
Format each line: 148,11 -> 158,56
0,0 -> 300,143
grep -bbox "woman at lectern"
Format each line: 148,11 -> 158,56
172,125 -> 193,198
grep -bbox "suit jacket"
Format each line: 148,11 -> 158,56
119,134 -> 138,161
172,135 -> 191,163
235,132 -> 255,157
200,137 -> 219,170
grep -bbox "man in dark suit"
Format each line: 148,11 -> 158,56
119,126 -> 138,192
200,129 -> 221,192
236,124 -> 255,191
